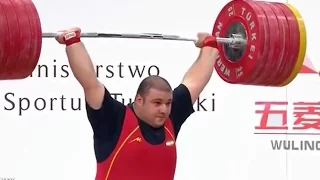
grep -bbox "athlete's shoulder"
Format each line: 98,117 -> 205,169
170,84 -> 195,136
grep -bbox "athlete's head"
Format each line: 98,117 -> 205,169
134,75 -> 172,128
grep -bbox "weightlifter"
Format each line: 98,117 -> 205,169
55,27 -> 219,180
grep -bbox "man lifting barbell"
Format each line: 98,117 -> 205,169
0,0 -> 307,179
55,27 -> 219,180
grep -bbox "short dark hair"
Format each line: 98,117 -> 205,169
136,75 -> 172,96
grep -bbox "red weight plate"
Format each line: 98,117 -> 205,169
267,3 -> 290,86
241,0 -> 269,85
0,4 -> 9,79
0,0 -> 20,80
253,1 -> 281,86
272,3 -> 300,86
22,0 -> 42,78
8,0 -> 32,79
280,4 -> 306,86
212,0 -> 266,84
19,0 -> 37,79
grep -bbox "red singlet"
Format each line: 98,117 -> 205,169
95,106 -> 177,180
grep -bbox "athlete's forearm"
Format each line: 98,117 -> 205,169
183,47 -> 218,84
66,42 -> 100,90
182,47 -> 219,103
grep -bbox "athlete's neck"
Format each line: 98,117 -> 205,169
132,103 -> 153,126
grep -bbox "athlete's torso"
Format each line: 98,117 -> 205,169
95,106 -> 177,180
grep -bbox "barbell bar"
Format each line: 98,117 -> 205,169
42,32 -> 247,48
0,0 -> 307,87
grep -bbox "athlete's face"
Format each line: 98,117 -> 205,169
137,88 -> 172,127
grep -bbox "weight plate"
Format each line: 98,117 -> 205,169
19,0 -> 36,78
268,3 -> 290,86
273,3 -> 301,86
0,4 -> 8,79
239,0 -> 268,85
212,0 -> 265,84
0,0 -> 20,80
279,4 -> 306,86
9,0 -> 32,79
22,0 -> 42,78
251,1 -> 279,86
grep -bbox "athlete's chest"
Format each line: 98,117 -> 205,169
119,127 -> 176,163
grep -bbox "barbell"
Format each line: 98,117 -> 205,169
0,0 -> 307,87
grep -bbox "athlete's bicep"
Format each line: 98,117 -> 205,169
86,86 -> 126,139
170,84 -> 195,136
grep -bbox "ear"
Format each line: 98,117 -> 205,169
135,94 -> 143,105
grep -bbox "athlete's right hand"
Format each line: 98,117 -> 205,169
55,27 -> 81,45
194,32 -> 218,49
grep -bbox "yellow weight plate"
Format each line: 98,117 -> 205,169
279,4 -> 307,86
